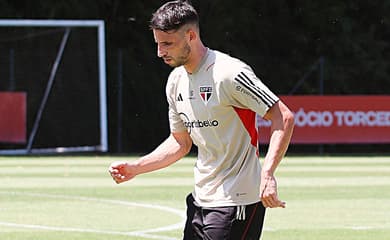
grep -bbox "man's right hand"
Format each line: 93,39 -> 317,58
109,161 -> 137,184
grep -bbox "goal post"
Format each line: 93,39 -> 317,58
0,19 -> 108,154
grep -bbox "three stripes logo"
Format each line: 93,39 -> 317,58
235,72 -> 277,108
199,86 -> 212,104
177,93 -> 184,101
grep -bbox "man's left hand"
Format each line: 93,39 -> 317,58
260,175 -> 286,208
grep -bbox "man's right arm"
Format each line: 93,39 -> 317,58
109,131 -> 192,184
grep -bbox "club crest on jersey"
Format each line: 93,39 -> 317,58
199,86 -> 212,104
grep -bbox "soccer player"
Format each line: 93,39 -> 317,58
109,1 -> 295,239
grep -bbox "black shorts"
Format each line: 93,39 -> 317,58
183,193 -> 266,240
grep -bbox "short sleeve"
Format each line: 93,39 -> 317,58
166,72 -> 187,133
229,65 -> 279,117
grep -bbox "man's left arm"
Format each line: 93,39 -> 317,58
260,100 -> 295,208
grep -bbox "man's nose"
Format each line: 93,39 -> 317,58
157,45 -> 166,58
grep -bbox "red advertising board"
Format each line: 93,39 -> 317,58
0,92 -> 27,143
258,95 -> 390,144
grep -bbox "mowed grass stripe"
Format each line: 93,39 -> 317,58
277,156 -> 390,176
278,171 -> 390,177
1,155 -> 389,240
280,156 -> 390,165
278,176 -> 390,187
264,198 -> 390,229
0,159 -> 109,166
279,185 -> 390,200
263,156 -> 390,240
0,177 -> 194,188
279,166 -> 390,172
0,192 -> 184,233
262,228 -> 390,240
0,157 -> 194,179
0,155 -> 190,239
0,167 -> 193,173
0,156 -> 196,165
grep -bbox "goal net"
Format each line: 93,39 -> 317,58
0,20 -> 108,154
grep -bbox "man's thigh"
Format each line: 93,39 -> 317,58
184,194 -> 266,240
230,202 -> 266,240
193,206 -> 236,240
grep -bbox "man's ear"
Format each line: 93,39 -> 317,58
188,29 -> 197,41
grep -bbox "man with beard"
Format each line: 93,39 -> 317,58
109,1 -> 295,239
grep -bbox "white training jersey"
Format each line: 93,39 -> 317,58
166,49 -> 279,207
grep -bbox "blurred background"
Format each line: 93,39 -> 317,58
0,0 -> 389,154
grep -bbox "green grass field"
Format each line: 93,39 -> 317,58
0,155 -> 389,240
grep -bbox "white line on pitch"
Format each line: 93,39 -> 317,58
0,221 -> 177,240
0,191 -> 185,240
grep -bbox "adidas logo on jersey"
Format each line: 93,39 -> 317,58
177,93 -> 184,101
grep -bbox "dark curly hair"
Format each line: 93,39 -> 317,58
150,0 -> 199,32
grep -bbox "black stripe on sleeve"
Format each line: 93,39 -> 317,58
239,72 -> 277,106
235,72 -> 277,108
